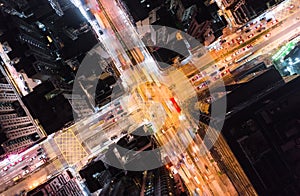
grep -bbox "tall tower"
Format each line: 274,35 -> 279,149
0,67 -> 45,157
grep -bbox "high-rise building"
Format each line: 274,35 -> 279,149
22,79 -> 93,135
143,167 -> 188,195
0,0 -> 100,136
0,11 -> 72,81
208,68 -> 300,195
26,168 -> 86,196
0,68 -> 45,157
216,0 -> 284,26
187,14 -> 212,43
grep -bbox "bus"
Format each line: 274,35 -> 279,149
170,97 -> 181,113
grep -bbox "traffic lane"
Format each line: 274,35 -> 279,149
91,0 -> 237,194
224,19 -> 300,64
93,3 -> 163,81
0,161 -> 57,196
214,8 -> 300,55
96,0 -> 161,73
82,110 -> 131,149
77,104 -> 125,140
194,16 -> 300,74
78,106 -> 124,131
180,23 -> 290,98
133,84 -> 229,194
0,152 -> 33,178
247,10 -> 300,52
218,3 -> 299,51
0,146 -> 45,190
187,137 -> 235,194
253,20 -> 300,52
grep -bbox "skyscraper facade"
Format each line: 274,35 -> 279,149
0,68 -> 45,157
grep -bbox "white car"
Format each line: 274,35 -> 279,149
22,169 -> 30,176
3,166 -> 9,171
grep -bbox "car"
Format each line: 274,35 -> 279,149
257,28 -> 263,33
37,151 -> 43,156
107,114 -> 114,120
114,101 -> 120,106
248,34 -> 254,39
235,36 -> 243,41
220,39 -> 226,44
121,130 -> 127,135
271,19 -> 278,25
244,28 -> 251,33
29,156 -> 36,162
196,82 -> 207,90
227,61 -> 234,66
221,69 -> 230,76
3,166 -> 9,171
191,74 -> 200,82
234,51 -> 240,56
22,166 -> 30,176
265,33 -> 271,38
117,110 -> 123,115
209,71 -> 218,77
238,39 -> 244,45
110,135 -> 118,140
18,157 -> 25,162
13,175 -> 21,182
213,75 -> 221,80
22,165 -> 29,170
255,24 -> 262,29
248,21 -> 257,27
39,155 -> 47,160
246,44 -> 253,49
259,17 -> 266,21
228,39 -> 235,46
196,84 -> 206,91
219,67 -> 226,72
120,112 -> 128,117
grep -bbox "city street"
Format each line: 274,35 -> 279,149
0,145 -> 52,193
0,156 -> 65,196
76,0 -> 239,195
187,6 -> 300,80
1,0 -> 300,195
